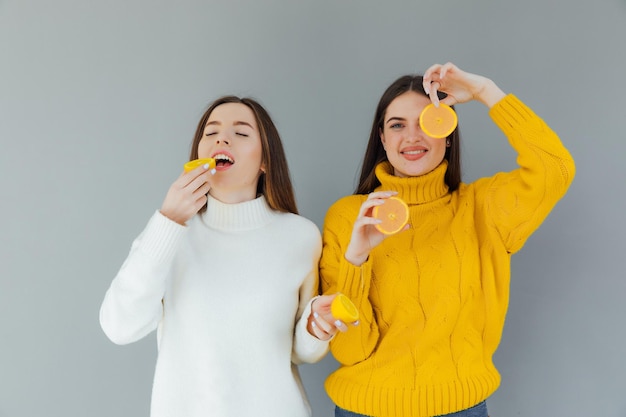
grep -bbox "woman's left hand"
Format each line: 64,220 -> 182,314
306,294 -> 356,340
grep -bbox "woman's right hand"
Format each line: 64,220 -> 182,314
344,191 -> 402,266
160,165 -> 214,225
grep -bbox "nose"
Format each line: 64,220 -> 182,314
407,124 -> 423,141
215,133 -> 230,145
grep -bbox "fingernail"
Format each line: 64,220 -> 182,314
353,320 -> 360,326
203,163 -> 209,169
210,168 -> 216,175
313,312 -> 319,319
334,320 -> 343,327
311,321 -> 317,328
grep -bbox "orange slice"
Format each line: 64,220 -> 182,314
419,103 -> 458,138
331,294 -> 359,323
184,158 -> 216,173
372,196 -> 409,235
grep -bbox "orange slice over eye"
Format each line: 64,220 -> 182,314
184,158 -> 216,172
372,196 -> 409,235
331,293 -> 359,323
419,103 -> 458,138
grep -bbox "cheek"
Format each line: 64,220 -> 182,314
431,140 -> 448,159
234,142 -> 264,175
197,140 -> 211,158
382,131 -> 400,148
248,139 -> 264,164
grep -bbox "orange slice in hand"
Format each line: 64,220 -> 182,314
419,103 -> 458,138
372,196 -> 409,235
331,294 -> 359,323
184,158 -> 216,173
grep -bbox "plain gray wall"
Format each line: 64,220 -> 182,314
1,0 -> 625,416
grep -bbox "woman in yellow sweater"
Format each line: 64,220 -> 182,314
317,62 -> 576,417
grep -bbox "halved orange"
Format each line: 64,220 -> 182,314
372,196 -> 409,235
331,293 -> 359,323
419,103 -> 458,138
184,158 -> 216,173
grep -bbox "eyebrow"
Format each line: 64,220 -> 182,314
206,120 -> 254,128
385,116 -> 406,124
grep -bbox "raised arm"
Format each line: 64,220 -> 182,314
424,62 -> 575,252
480,94 -> 575,253
319,197 -> 382,365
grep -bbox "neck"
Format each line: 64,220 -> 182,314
202,194 -> 277,231
375,160 -> 449,205
208,188 -> 258,205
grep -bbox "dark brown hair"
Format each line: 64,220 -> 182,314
355,75 -> 462,194
189,96 -> 298,214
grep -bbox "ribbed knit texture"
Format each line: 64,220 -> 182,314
320,94 -> 575,417
100,195 -> 327,417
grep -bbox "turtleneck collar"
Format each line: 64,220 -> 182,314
374,160 -> 450,205
201,194 -> 279,231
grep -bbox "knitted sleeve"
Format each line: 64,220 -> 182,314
291,224 -> 330,364
478,94 -> 576,253
320,196 -> 381,365
99,211 -> 186,345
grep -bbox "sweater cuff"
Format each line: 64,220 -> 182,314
337,257 -> 372,299
136,210 -> 188,264
293,296 -> 330,363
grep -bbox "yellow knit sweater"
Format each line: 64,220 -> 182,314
319,95 -> 575,417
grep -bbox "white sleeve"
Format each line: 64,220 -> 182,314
291,228 -> 329,364
99,211 -> 186,345
292,295 -> 331,364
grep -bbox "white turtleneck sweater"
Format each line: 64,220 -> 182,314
100,195 -> 328,417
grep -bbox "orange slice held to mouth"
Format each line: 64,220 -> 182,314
372,196 -> 409,235
419,103 -> 458,139
184,158 -> 216,174
331,293 -> 360,323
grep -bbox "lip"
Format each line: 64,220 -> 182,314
400,146 -> 428,161
211,150 -> 235,171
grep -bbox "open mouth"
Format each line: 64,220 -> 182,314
213,153 -> 234,168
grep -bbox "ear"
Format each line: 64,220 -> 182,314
379,128 -> 386,149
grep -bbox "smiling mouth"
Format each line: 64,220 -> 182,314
401,149 -> 427,155
213,153 -> 234,167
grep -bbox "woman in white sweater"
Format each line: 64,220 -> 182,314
100,96 -> 337,417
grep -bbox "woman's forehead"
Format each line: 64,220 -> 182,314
206,103 -> 257,128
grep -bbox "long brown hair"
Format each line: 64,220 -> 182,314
355,75 -> 462,194
189,96 -> 298,214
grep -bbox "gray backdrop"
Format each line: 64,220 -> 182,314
1,0 -> 625,416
